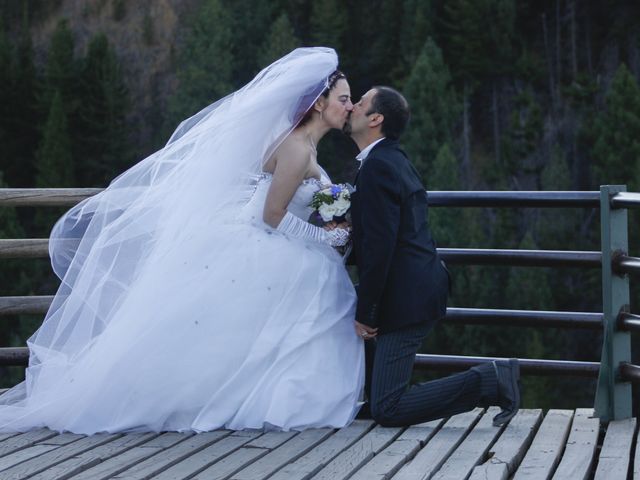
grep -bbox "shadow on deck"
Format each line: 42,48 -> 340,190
0,407 -> 636,479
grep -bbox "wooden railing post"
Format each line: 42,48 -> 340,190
594,185 -> 633,421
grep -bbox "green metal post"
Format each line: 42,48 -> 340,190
594,185 -> 632,421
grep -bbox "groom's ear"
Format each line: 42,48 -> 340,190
369,113 -> 384,128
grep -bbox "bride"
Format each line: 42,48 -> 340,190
0,47 -> 364,433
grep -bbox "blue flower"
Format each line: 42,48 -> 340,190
331,185 -> 341,197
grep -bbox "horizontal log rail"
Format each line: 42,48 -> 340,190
620,362 -> 640,382
0,189 -> 636,211
428,191 -> 601,208
0,186 -> 637,417
613,254 -> 640,275
0,239 -> 605,269
0,296 -> 54,315
446,308 -> 603,330
0,346 -> 613,379
414,354 -> 600,377
0,189 -> 605,208
0,296 -> 605,330
618,312 -> 640,332
610,192 -> 640,208
0,347 -> 28,366
0,188 -> 102,206
439,248 -> 602,268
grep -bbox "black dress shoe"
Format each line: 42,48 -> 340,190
492,358 -> 521,427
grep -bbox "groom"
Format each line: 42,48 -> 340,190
345,86 -> 521,427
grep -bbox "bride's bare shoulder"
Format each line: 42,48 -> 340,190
266,131 -> 310,171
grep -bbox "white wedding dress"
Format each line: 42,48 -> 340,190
0,171 -> 363,433
0,47 -> 364,434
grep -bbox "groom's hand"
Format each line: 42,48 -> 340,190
355,321 -> 378,339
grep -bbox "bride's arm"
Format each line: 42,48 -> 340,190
262,140 -> 311,228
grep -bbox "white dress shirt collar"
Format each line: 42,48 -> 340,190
356,137 -> 386,167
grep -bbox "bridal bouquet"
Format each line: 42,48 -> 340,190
310,183 -> 352,224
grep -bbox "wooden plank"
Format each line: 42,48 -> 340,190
552,408 -> 600,480
472,462 -> 509,480
393,408 -> 484,480
244,431 -> 297,449
433,407 -> 505,480
191,446 -> 269,480
270,420 -> 375,480
349,420 -> 443,480
469,409 -> 543,480
232,428 -> 334,480
594,417 -> 637,480
70,432 -> 192,480
111,430 -> 231,479
27,432 -> 158,480
0,428 -> 58,458
512,409 -> 573,480
0,432 -> 20,443
311,424 -> 404,480
39,432 -> 86,445
153,431 -> 262,480
190,431 -> 299,480
0,444 -> 59,473
0,432 -> 120,479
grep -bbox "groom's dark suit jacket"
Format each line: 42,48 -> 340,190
350,138 -> 449,333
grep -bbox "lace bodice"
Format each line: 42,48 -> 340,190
238,171 -> 330,224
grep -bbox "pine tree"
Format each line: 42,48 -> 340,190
501,89 -> 543,176
309,0 -> 347,52
258,13 -> 299,68
538,145 -> 573,250
35,91 -> 74,188
34,91 -> 74,234
403,39 -> 460,183
77,33 -> 130,185
428,144 -> 462,247
591,64 -> 640,189
443,0 -> 517,83
166,0 -> 234,134
0,24 -> 12,149
4,5 -> 39,186
399,0 -> 434,70
41,19 -> 78,115
225,0 -> 272,83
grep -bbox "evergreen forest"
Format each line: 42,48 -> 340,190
0,0 -> 639,410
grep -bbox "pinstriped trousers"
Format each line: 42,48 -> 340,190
365,323 -> 498,427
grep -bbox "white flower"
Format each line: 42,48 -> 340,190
318,203 -> 338,222
333,197 -> 350,216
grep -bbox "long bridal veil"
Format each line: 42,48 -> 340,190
0,47 -> 339,414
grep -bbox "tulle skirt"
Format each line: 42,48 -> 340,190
0,222 -> 364,433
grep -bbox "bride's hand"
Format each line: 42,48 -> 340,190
323,221 -> 338,231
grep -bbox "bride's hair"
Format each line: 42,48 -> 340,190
295,70 -> 346,127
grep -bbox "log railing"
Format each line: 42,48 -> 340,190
0,186 -> 639,421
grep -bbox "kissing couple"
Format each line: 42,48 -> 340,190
0,47 -> 520,434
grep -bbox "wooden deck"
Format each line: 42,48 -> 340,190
0,408 -> 636,480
